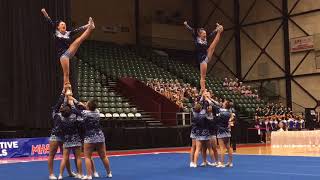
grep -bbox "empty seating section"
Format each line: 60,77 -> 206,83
79,41 -> 175,81
77,60 -> 141,119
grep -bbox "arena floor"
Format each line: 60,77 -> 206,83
1,144 -> 320,180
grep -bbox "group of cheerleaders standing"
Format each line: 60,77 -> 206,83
190,90 -> 234,168
41,9 -> 111,180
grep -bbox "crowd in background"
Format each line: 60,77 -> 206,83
253,102 -> 305,143
146,78 -> 198,110
223,78 -> 259,99
256,102 -> 292,117
251,103 -> 305,143
146,79 -> 229,111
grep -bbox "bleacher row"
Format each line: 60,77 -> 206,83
77,40 -> 266,118
77,61 -> 142,119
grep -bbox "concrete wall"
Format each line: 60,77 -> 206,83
139,0 -> 193,50
288,0 -> 320,110
238,0 -> 320,111
240,0 -> 285,79
238,0 -> 288,109
71,0 -> 136,45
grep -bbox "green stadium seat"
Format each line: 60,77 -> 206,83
131,107 -> 138,113
124,108 -> 130,113
110,108 -> 116,113
117,108 -> 123,113
95,92 -> 102,97
116,97 -> 122,102
116,102 -> 122,108
109,97 -> 115,102
123,102 -> 130,108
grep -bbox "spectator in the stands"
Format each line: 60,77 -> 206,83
146,78 -> 200,111
278,122 -> 285,132
222,78 -> 260,99
254,103 -> 304,132
223,78 -> 229,87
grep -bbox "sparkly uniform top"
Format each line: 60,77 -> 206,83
44,16 -> 86,58
185,24 -> 216,62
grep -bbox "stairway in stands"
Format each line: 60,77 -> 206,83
77,59 -> 163,127
104,76 -> 164,127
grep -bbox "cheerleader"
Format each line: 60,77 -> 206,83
288,115 -> 295,131
41,8 -> 95,92
201,91 -> 219,166
299,116 -> 305,129
269,118 -> 275,131
189,100 -> 211,167
259,117 -> 266,143
57,93 -> 84,179
278,122 -> 285,131
70,97 -> 112,179
75,104 -> 101,178
281,117 -> 288,131
206,105 -> 219,166
189,102 -> 202,168
294,117 -> 299,130
216,100 -> 234,168
184,21 -> 223,91
48,89 -> 76,180
273,116 -> 279,131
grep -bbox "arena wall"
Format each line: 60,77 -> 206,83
71,0 -> 136,44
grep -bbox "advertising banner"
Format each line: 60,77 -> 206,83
0,137 -> 61,158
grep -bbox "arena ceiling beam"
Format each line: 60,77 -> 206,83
234,0 -> 241,79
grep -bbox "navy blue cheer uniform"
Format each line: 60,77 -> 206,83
44,16 -> 86,60
50,93 -> 65,142
185,24 -> 216,64
59,107 -> 82,148
216,108 -> 232,139
190,109 -> 210,141
190,111 -> 198,139
72,102 -> 105,144
288,119 -> 295,130
207,113 -> 217,139
202,98 -> 219,139
294,120 -> 299,130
